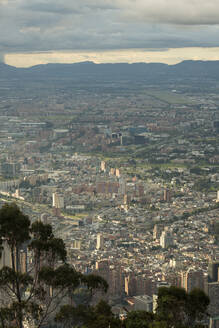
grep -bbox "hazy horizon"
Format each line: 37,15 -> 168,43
3,47 -> 219,68
1,0 -> 219,67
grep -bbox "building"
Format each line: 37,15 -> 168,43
206,282 -> 219,326
96,233 -> 104,250
72,240 -> 81,250
138,184 -> 144,197
160,229 -> 173,249
181,268 -> 204,292
0,240 -> 11,269
0,162 -> 20,178
0,240 -> 27,273
133,295 -> 153,312
125,273 -> 137,296
100,161 -> 106,172
20,250 -> 27,273
53,129 -> 69,139
163,189 -> 171,202
115,168 -> 120,178
153,224 -> 163,240
216,191 -> 219,203
52,192 -> 64,209
110,168 -> 115,176
124,194 -> 131,205
95,260 -> 109,289
119,178 -> 127,195
208,261 -> 219,282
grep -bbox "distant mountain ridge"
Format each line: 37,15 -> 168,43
1,60 -> 219,81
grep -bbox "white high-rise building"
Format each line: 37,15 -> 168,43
52,192 -> 64,209
96,233 -> 104,250
100,161 -> 106,172
216,190 -> 219,202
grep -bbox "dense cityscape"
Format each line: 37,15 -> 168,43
0,61 -> 219,327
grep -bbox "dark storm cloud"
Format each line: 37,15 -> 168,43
1,0 -> 219,55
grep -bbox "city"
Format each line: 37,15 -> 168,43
0,61 -> 219,326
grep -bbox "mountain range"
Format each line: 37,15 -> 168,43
1,60 -> 219,81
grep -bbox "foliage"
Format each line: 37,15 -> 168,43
55,300 -> 121,328
124,311 -> 154,328
0,202 -> 30,250
193,178 -> 219,192
156,286 -> 209,328
0,203 -> 108,328
56,286 -> 209,328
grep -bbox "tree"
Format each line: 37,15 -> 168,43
55,300 -> 121,328
0,203 -> 108,328
156,286 -> 187,327
124,311 -> 154,328
186,289 -> 210,327
0,202 -> 31,328
156,286 -> 209,328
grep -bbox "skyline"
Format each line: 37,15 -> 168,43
1,0 -> 219,66
4,47 -> 219,68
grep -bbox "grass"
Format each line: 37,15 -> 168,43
144,90 -> 195,105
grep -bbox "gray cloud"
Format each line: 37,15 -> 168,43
1,0 -> 219,58
0,53 -> 4,62
119,0 -> 219,25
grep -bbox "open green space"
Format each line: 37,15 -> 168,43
145,90 -> 195,105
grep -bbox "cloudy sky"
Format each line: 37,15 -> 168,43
1,0 -> 219,66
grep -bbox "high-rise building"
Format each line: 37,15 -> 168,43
115,168 -> 120,178
20,250 -> 27,274
125,273 -> 136,296
160,229 -> 173,249
110,168 -> 115,176
138,184 -> 144,197
52,192 -> 64,209
181,268 -> 204,292
96,233 -> 104,250
0,240 -> 27,273
208,261 -> 219,282
153,224 -> 163,240
119,178 -> 127,195
206,282 -> 219,324
100,161 -> 106,172
216,190 -> 219,203
136,276 -> 154,296
0,162 -> 20,178
0,240 -> 11,269
163,189 -> 171,202
95,260 -> 109,288
213,121 -> 219,132
108,265 -> 123,299
124,194 -> 131,205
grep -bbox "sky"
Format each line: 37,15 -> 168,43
1,0 -> 219,67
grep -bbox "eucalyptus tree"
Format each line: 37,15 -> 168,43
0,203 -> 108,328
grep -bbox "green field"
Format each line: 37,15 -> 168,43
145,90 -> 195,105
